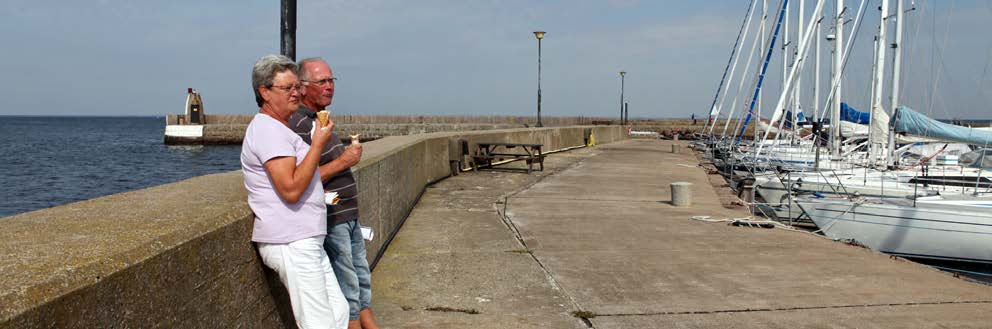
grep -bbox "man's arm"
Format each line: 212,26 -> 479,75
318,144 -> 363,182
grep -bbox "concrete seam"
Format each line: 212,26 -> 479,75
508,196 -> 668,204
493,151 -> 598,329
590,300 -> 992,317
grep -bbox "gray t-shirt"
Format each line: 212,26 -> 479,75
241,113 -> 327,243
289,107 -> 360,225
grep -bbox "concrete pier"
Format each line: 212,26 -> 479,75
370,139 -> 992,328
0,126 -> 625,328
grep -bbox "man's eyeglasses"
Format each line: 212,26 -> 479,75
304,77 -> 337,86
269,83 -> 303,93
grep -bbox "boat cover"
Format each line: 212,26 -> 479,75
784,110 -> 807,128
960,148 -> 992,168
892,106 -> 992,146
841,102 -> 871,124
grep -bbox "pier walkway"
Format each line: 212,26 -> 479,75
370,139 -> 992,328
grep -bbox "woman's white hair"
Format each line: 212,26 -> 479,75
251,54 -> 298,107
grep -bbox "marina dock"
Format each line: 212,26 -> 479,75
370,139 -> 992,328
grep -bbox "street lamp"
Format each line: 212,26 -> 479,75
534,31 -> 545,127
619,71 -> 626,125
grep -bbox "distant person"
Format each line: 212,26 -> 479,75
240,54 -> 349,329
289,57 -> 379,329
692,113 -> 697,125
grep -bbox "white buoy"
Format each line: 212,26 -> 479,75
671,182 -> 693,207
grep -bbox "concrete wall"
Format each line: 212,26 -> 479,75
0,126 -> 625,328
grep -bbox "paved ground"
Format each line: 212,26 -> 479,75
370,139 -> 992,328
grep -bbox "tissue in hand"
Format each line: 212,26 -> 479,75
324,191 -> 340,205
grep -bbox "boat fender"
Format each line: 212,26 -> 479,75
812,192 -> 826,198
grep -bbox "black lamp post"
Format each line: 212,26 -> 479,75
619,71 -> 626,125
534,31 -> 546,127
624,101 -> 629,126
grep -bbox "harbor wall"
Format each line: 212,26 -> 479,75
165,122 -> 533,145
0,126 -> 625,328
164,114 -> 711,144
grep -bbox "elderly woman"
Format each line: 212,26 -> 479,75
241,54 -> 348,329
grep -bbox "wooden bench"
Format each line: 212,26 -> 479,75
472,142 -> 545,173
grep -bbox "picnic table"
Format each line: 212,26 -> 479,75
472,142 -> 545,173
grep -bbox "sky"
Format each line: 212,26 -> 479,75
1,0 -> 990,119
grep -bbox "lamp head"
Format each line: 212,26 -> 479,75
620,71 -> 626,77
533,31 -> 546,39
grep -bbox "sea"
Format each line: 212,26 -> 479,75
1,116 -> 242,218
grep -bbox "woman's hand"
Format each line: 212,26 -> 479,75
311,116 -> 334,147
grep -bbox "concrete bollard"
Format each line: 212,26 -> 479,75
671,144 -> 679,153
671,182 -> 693,207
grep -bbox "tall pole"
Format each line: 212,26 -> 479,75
793,0 -> 804,136
735,0 -> 789,145
280,0 -> 297,60
705,0 -> 759,135
534,31 -> 545,127
624,102 -> 629,126
830,0 -> 844,157
758,0 -> 767,137
887,0 -> 905,167
619,71 -> 626,125
814,8 -> 821,121
782,1 -> 789,97
889,0 -> 904,110
755,0 -> 827,156
869,0 -> 890,165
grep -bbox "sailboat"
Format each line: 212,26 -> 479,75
797,194 -> 992,263
798,105 -> 992,263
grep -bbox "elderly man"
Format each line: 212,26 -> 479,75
288,58 -> 379,329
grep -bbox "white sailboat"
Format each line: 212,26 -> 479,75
797,194 -> 992,263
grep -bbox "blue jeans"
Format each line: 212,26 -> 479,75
324,219 -> 372,321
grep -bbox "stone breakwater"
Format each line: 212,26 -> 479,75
165,122 -> 531,145
164,114 -> 716,144
1,126 -> 625,328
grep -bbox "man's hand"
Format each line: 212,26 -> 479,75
339,143 -> 363,168
318,138 -> 363,182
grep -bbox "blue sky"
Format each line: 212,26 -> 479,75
1,0 -> 990,119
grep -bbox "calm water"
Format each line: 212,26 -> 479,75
1,116 -> 241,218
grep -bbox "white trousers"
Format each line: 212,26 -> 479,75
258,235 -> 349,329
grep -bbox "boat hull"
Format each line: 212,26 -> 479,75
799,199 -> 992,263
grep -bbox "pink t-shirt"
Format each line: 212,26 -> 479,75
241,113 -> 327,243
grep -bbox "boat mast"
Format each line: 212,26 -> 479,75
792,0 -> 805,143
755,0 -> 828,157
735,0 -> 790,145
814,3 -> 821,124
830,0 -> 844,157
783,1 -> 790,100
722,6 -> 767,139
886,0 -> 905,167
773,1 -> 790,148
707,0 -> 758,136
702,0 -> 754,135
869,0 -> 890,166
867,35 -> 880,167
756,0 -> 768,141
731,0 -> 770,141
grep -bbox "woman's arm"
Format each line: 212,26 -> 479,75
263,122 -> 333,203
